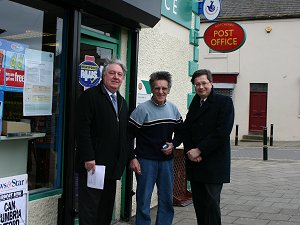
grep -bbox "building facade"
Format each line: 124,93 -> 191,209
198,0 -> 300,141
0,0 -> 162,224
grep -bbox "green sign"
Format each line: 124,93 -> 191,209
161,0 -> 192,29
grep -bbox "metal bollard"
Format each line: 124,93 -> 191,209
270,124 -> 274,146
235,124 -> 239,146
263,127 -> 268,160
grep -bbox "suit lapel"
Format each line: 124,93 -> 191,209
187,93 -> 215,123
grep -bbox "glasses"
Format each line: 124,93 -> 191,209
194,81 -> 211,88
107,70 -> 124,77
153,87 -> 169,92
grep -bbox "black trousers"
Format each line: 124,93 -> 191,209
78,172 -> 117,225
190,181 -> 223,225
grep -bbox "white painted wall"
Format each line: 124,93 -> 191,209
138,16 -> 193,119
131,15 -> 193,215
198,19 -> 300,141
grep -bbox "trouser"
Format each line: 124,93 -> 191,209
135,158 -> 174,225
78,172 -> 116,225
190,181 -> 223,225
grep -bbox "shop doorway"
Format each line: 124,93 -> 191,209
249,83 -> 268,132
74,32 -> 118,224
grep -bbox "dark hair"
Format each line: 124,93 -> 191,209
149,71 -> 172,90
190,69 -> 213,84
102,58 -> 127,77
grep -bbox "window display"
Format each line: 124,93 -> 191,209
0,0 -> 65,191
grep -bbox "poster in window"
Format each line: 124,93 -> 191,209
23,49 -> 54,116
0,39 -> 27,92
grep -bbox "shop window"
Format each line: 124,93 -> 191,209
0,0 -> 64,192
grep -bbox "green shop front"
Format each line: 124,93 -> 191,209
0,0 -> 161,224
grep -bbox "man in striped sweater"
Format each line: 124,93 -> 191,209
129,71 -> 183,225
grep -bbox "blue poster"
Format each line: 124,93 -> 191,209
0,39 -> 28,92
78,60 -> 101,88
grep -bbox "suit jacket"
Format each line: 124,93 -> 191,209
75,81 -> 128,180
183,88 -> 234,183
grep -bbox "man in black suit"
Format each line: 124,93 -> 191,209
75,58 -> 128,225
183,69 -> 234,225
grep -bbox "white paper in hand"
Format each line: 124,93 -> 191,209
87,165 -> 106,189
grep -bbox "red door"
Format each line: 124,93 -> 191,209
249,92 -> 267,132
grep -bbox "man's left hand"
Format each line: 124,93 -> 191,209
162,142 -> 174,155
187,148 -> 202,162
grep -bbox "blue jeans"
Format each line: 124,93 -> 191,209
135,158 -> 174,225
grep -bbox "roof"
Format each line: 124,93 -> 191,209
201,0 -> 300,21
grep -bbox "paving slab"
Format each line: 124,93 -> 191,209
114,142 -> 300,225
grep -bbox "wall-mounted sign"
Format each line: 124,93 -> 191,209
204,22 -> 246,53
136,79 -> 151,106
161,0 -> 192,29
198,0 -> 221,21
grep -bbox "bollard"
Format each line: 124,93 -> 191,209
235,124 -> 239,146
270,124 -> 274,146
263,127 -> 268,160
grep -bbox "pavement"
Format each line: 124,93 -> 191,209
115,141 -> 300,225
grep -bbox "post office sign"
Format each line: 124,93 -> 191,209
204,22 -> 246,53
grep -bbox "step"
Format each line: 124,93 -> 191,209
240,138 -> 262,142
242,134 -> 263,140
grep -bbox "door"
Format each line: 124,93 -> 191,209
79,38 -> 117,93
249,91 -> 267,132
74,37 -> 118,224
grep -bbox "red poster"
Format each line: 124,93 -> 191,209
5,69 -> 24,88
0,67 -> 4,86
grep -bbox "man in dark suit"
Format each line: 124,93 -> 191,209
75,58 -> 128,225
183,69 -> 234,225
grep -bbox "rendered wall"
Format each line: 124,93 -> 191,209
138,16 -> 193,119
132,16 -> 193,214
198,19 -> 300,141
28,195 -> 60,225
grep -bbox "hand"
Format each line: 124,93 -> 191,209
187,148 -> 202,163
85,160 -> 96,174
190,155 -> 202,163
130,158 -> 142,175
162,142 -> 174,155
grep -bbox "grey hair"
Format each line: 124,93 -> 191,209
149,71 -> 172,90
191,69 -> 213,84
102,58 -> 127,77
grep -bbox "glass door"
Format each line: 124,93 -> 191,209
80,37 -> 117,66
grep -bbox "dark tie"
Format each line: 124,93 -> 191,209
111,94 -> 118,113
200,99 -> 205,107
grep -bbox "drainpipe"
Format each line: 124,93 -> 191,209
122,28 -> 139,221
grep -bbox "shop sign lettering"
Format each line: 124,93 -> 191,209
204,22 -> 246,53
161,0 -> 192,28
